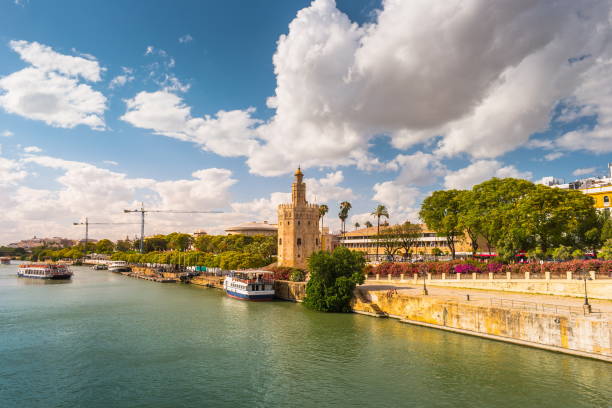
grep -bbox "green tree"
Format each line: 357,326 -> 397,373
376,226 -> 401,260
552,246 -> 572,260
396,221 -> 422,259
144,235 -> 168,252
354,222 -> 360,230
419,190 -> 463,259
338,201 -> 352,236
304,247 -> 365,312
166,232 -> 193,252
115,239 -> 132,252
371,204 -> 389,261
95,239 -> 115,254
599,239 -> 612,260
319,204 -> 329,232
364,221 -> 373,228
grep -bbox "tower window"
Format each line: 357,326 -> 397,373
297,238 -> 302,246
298,221 -> 301,225
279,238 -> 282,245
287,221 -> 290,225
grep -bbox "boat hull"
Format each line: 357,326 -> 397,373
109,267 -> 131,273
17,273 -> 72,280
225,289 -> 275,301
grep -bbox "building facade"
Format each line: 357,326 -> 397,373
545,162 -> 612,211
224,221 -> 278,236
338,225 -> 483,261
277,168 -> 321,269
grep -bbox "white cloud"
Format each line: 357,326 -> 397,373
0,40 -> 106,130
0,157 -> 27,186
145,46 -> 154,55
572,167 -> 597,176
543,152 -> 564,161
179,34 -> 193,43
103,160 -> 118,166
121,91 -> 260,157
443,160 -> 532,190
304,171 -> 354,203
386,152 -> 445,186
2,130 -> 13,137
372,181 -> 421,224
23,145 -> 42,153
109,75 -> 134,89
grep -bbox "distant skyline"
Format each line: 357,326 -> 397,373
1,0 -> 611,244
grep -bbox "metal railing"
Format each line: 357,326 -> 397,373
489,298 -> 602,316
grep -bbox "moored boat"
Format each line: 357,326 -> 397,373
109,261 -> 131,273
92,264 -> 108,270
0,257 -> 11,265
17,264 -> 73,280
223,270 -> 275,301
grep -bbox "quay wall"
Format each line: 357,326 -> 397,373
352,290 -> 612,362
366,274 -> 612,300
274,281 -> 306,302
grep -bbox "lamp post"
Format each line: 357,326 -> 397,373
582,271 -> 591,314
421,270 -> 428,295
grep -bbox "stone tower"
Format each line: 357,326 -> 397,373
277,167 -> 321,269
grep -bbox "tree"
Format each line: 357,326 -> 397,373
365,221 -> 373,228
457,190 -> 481,255
552,245 -> 572,261
376,226 -> 402,260
166,232 -> 193,252
115,239 -> 132,252
95,239 -> 115,254
319,204 -> 329,232
304,247 -> 366,312
419,190 -> 463,259
354,222 -> 360,230
371,204 -> 389,261
338,201 -> 352,236
599,239 -> 612,260
144,235 -> 168,252
396,221 -> 421,259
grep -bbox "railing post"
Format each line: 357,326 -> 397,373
589,270 -> 596,280
376,273 -> 380,281
387,273 -> 392,282
472,272 -> 477,280
525,272 -> 530,280
545,271 -> 550,281
488,272 -> 493,280
413,273 -> 418,284
506,271 -> 511,281
400,273 -> 405,282
427,273 -> 432,281
456,273 -> 461,280
566,271 -> 572,280
442,273 -> 446,280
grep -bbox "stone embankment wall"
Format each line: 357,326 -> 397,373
190,275 -> 224,289
352,289 -> 612,362
367,272 -> 612,300
274,280 -> 306,302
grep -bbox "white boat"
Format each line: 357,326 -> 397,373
223,270 -> 275,301
0,257 -> 11,265
18,264 -> 73,280
108,261 -> 131,273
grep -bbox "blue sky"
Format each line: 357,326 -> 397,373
0,0 -> 611,243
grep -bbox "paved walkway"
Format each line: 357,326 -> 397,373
359,282 -> 612,314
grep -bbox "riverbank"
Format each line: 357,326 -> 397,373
352,285 -> 612,362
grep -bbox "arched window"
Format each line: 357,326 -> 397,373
279,238 -> 282,245
298,221 -> 301,225
604,196 -> 610,205
287,221 -> 290,225
297,238 -> 302,246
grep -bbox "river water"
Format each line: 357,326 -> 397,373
0,265 -> 610,408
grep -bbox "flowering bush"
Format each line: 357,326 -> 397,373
454,264 -> 480,274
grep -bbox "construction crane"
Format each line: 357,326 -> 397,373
123,204 -> 223,253
73,218 -> 141,253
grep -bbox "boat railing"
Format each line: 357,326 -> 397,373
232,278 -> 275,285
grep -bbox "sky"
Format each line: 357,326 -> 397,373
1,0 -> 611,244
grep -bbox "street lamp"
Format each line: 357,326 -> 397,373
582,271 -> 592,313
421,270 -> 428,295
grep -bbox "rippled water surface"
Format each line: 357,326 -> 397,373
0,265 -> 610,408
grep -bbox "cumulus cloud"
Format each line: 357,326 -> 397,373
572,167 -> 597,176
109,67 -> 135,89
386,152 -> 446,186
2,130 -> 13,137
121,91 -> 260,157
372,181 -> 422,224
543,152 -> 564,161
102,160 -> 118,166
23,145 -> 42,153
0,40 -> 106,130
0,156 -> 27,186
443,160 -> 532,190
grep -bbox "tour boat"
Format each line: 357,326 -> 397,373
223,270 -> 275,301
17,264 -> 73,280
0,257 -> 11,265
109,261 -> 131,272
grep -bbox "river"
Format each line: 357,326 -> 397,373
0,264 -> 610,408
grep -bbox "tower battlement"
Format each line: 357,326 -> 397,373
276,168 -> 321,269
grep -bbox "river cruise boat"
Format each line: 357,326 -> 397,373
109,261 -> 131,272
17,264 -> 73,280
92,264 -> 108,270
0,257 -> 11,265
223,270 -> 275,301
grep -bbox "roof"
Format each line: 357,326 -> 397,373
342,223 -> 432,237
224,221 -> 278,232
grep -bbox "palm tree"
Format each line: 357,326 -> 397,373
319,204 -> 329,232
371,204 -> 389,261
354,222 -> 360,230
338,201 -> 352,237
365,221 -> 373,228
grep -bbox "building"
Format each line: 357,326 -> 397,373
338,224 -> 482,261
7,236 -> 76,250
543,162 -> 612,210
277,167 -> 321,269
224,221 -> 278,236
193,229 -> 208,238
